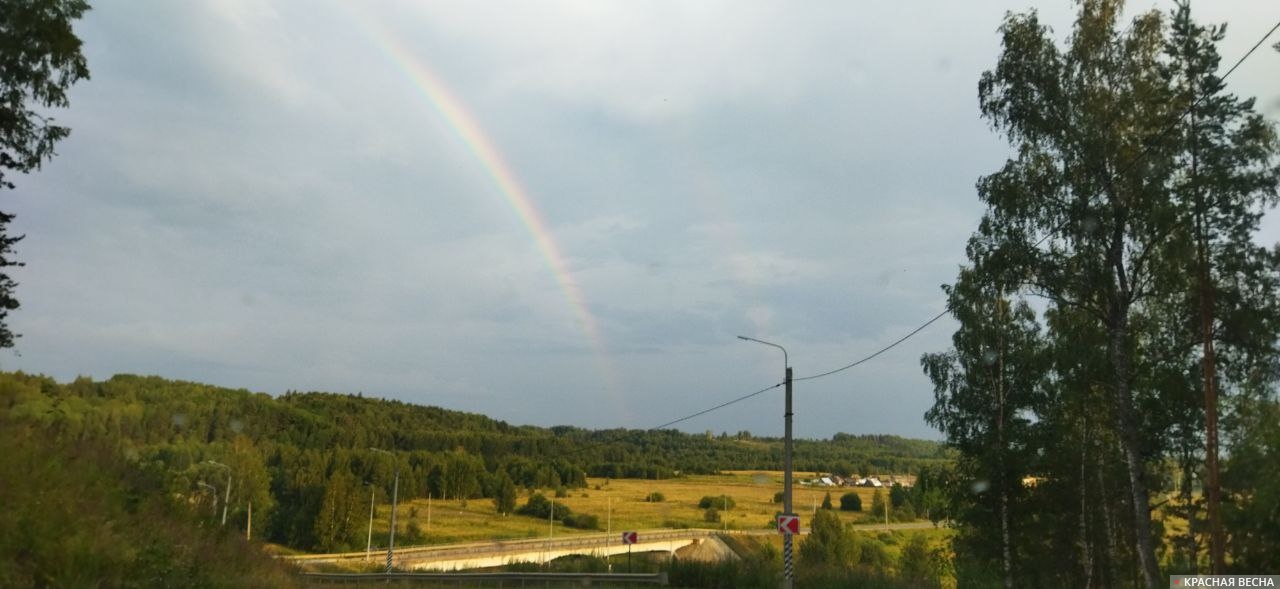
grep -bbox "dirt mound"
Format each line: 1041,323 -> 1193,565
673,537 -> 742,563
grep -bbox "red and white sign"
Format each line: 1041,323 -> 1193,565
621,531 -> 638,545
777,514 -> 800,535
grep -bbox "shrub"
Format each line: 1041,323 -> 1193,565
564,513 -> 599,530
839,492 -> 862,512
517,492 -> 570,520
773,491 -> 784,503
698,495 -> 735,510
645,491 -> 665,502
704,508 -> 721,523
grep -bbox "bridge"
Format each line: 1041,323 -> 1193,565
286,528 -> 760,571
283,521 -> 937,572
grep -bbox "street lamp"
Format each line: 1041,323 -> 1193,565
197,481 -> 218,521
738,335 -> 795,589
207,461 -> 232,526
370,448 -> 400,573
363,481 -> 376,563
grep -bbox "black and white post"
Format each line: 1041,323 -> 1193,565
737,336 -> 795,589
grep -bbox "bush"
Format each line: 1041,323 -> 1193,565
554,487 -> 569,498
646,491 -> 665,502
564,513 -> 599,530
704,508 -> 721,523
821,492 -> 833,510
517,492 -> 570,520
839,492 -> 862,512
773,491 -> 784,504
405,520 -> 425,543
698,495 -> 735,510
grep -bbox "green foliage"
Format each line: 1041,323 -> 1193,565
0,0 -> 91,348
563,512 -> 599,530
492,470 -> 517,515
0,370 -> 952,559
645,491 -> 665,502
515,492 -> 561,520
821,491 -> 833,510
871,489 -> 886,519
703,507 -> 720,523
1222,392 -> 1280,570
799,509 -> 858,569
925,0 -> 1280,585
839,492 -> 862,512
697,494 -> 735,510
666,538 -> 781,589
0,419 -> 300,587
312,470 -> 362,551
772,491 -> 784,504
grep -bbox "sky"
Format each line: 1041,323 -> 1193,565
6,0 -> 1279,440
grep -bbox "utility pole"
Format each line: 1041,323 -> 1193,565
388,467 -> 399,572
738,336 -> 794,589
607,497 -> 612,572
365,483 -> 375,562
783,365 -> 794,589
370,448 -> 399,573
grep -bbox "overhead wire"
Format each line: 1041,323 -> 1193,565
522,14 -> 1280,476
791,15 -> 1280,384
536,13 -> 1280,449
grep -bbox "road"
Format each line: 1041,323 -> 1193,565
282,520 -> 945,571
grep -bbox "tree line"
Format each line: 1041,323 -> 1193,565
923,1 -> 1280,586
0,371 -> 947,552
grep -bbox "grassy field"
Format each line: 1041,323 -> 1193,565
360,471 -> 910,549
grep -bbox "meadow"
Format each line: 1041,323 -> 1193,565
360,471 -> 909,549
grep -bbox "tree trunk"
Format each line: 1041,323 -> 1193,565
1079,415 -> 1093,588
1197,233 -> 1224,574
1097,446 -> 1116,589
1107,308 -> 1162,588
996,292 -> 1014,589
1181,446 -> 1200,571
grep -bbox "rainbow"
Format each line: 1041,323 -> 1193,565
352,11 -> 623,406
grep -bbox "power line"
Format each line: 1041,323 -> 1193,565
793,16 -> 1280,384
539,14 -> 1280,443
792,308 -> 951,383
1220,20 -> 1280,81
648,382 -> 783,431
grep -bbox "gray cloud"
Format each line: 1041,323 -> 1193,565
6,0 -> 1278,441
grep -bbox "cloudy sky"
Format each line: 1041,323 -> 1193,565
7,0 -> 1279,440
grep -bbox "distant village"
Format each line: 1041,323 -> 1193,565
800,474 -> 914,488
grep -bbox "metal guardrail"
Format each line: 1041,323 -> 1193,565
284,528 -> 776,565
300,571 -> 668,585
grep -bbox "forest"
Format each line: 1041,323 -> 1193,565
0,370 -> 947,555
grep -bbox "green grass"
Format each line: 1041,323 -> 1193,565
359,472 -> 917,551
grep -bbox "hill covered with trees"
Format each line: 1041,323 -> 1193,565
0,371 -> 948,553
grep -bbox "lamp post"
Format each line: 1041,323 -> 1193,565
738,335 -> 794,589
197,481 -> 218,521
364,481 -> 376,563
370,448 -> 400,573
207,461 -> 232,526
